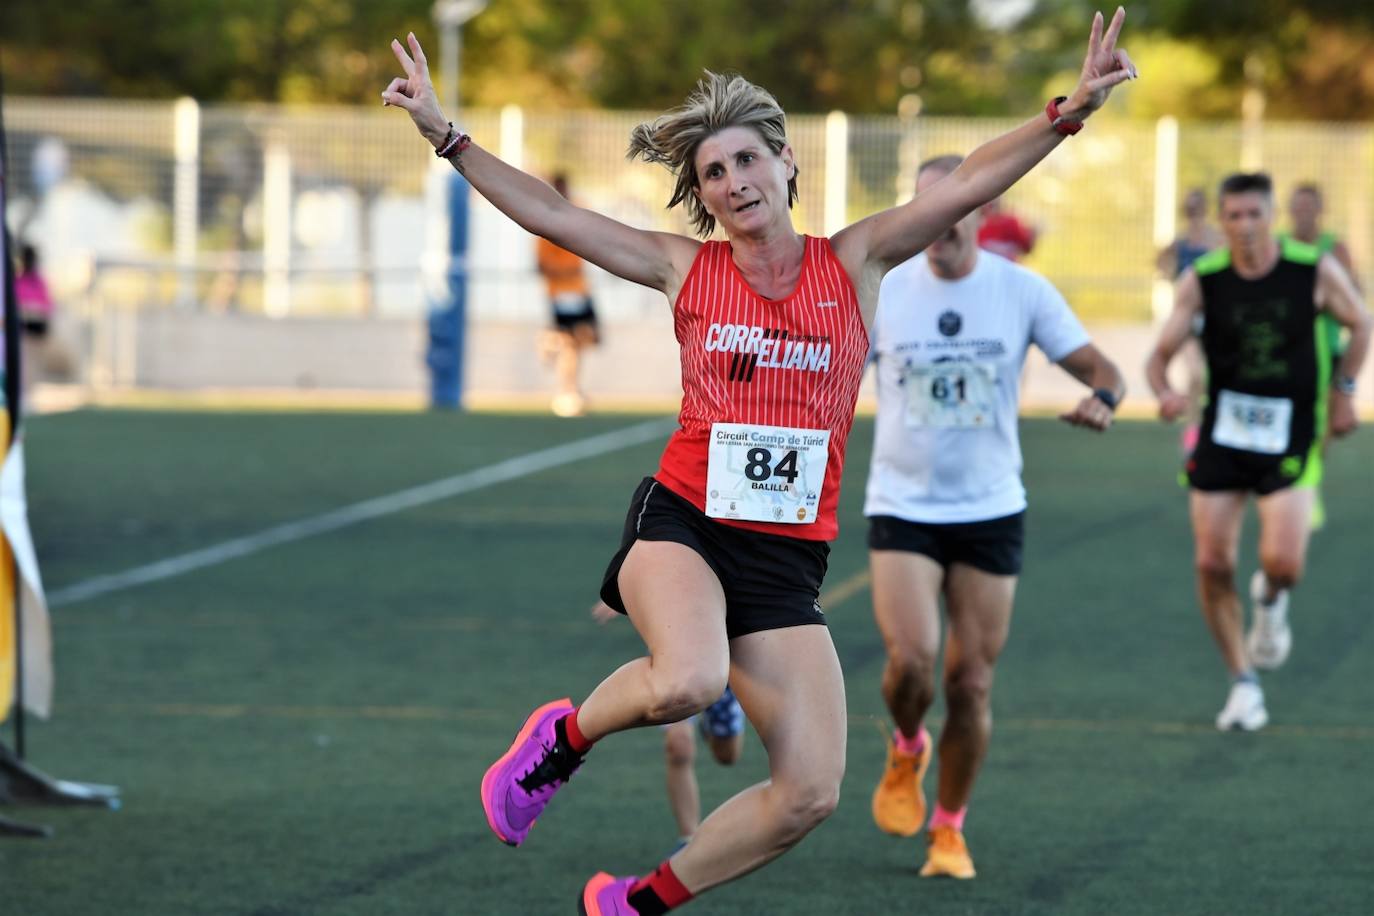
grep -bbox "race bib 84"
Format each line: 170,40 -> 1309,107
705,423 -> 829,524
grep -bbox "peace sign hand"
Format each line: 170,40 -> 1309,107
381,32 -> 452,149
1063,7 -> 1137,120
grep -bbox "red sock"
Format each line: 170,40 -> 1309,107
560,707 -> 595,755
626,860 -> 693,914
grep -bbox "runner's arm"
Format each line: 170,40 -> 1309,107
1145,269 -> 1202,422
1155,240 -> 1178,277
382,33 -> 698,295
1316,254 -> 1372,436
829,8 -> 1136,292
1330,240 -> 1360,292
1057,343 -> 1125,431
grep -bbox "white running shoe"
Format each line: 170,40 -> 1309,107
1246,570 -> 1292,670
1216,680 -> 1268,732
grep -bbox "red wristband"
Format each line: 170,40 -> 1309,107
1046,96 -> 1083,136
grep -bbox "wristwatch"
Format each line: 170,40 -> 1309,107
1092,387 -> 1120,412
1333,375 -> 1357,396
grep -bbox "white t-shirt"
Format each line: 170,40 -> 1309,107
863,252 -> 1089,524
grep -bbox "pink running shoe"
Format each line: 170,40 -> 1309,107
480,697 -> 583,846
579,872 -> 639,916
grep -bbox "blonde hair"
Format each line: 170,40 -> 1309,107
627,71 -> 799,237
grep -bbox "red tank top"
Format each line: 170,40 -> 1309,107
655,236 -> 868,540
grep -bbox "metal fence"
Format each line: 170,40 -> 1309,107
6,96 -> 1374,327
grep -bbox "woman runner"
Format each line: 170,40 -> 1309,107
382,11 -> 1135,912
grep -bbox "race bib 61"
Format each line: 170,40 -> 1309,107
904,362 -> 998,429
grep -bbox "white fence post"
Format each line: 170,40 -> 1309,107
499,104 -> 524,171
894,117 -> 921,206
172,97 -> 200,308
1240,59 -> 1265,172
824,111 -> 848,236
1152,116 -> 1179,321
493,104 -> 527,314
263,136 -> 293,317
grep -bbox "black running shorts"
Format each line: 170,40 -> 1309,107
1186,439 -> 1320,495
551,296 -> 598,333
600,477 -> 830,639
866,511 -> 1025,577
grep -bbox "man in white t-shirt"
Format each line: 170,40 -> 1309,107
866,154 -> 1125,880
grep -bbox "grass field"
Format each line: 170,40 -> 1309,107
2,408 -> 1372,915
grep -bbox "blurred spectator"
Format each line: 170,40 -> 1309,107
536,174 -> 601,417
16,245 -> 54,339
976,197 -> 1036,261
13,245 -> 72,395
1157,187 -> 1222,278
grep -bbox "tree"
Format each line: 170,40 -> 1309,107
4,0 -> 1374,119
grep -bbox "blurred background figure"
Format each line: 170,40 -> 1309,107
1157,187 -> 1223,278
15,243 -> 56,397
1281,184 -> 1357,284
16,245 -> 53,335
1279,182 -> 1360,529
1280,181 -> 1359,360
976,197 -> 1036,262
536,173 -> 601,417
1157,188 -> 1223,454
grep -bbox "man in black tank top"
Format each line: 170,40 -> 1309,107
1145,172 -> 1371,733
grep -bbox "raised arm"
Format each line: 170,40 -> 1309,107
831,8 -> 1136,285
381,33 -> 698,295
1145,269 -> 1203,422
1315,253 -> 1373,437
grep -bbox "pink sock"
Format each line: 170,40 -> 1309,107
929,803 -> 967,831
893,725 -> 927,756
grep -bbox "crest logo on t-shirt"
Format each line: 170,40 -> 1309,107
938,310 -> 962,337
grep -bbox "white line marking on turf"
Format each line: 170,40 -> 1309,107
820,568 -> 870,609
57,703 -> 1374,740
48,417 -> 677,608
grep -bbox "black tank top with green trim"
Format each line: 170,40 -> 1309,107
1194,238 -> 1329,456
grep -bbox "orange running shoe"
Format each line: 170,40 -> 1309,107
920,824 -> 976,879
870,727 -> 931,837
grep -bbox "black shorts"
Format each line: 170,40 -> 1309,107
21,318 -> 49,338
866,511 -> 1025,576
551,297 -> 598,333
1186,439 -> 1319,495
600,477 -> 830,639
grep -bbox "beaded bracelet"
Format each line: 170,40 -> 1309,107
435,123 -> 472,160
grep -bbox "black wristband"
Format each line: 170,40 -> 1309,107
1092,387 -> 1120,412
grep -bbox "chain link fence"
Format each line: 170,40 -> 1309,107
4,96 -> 1372,390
